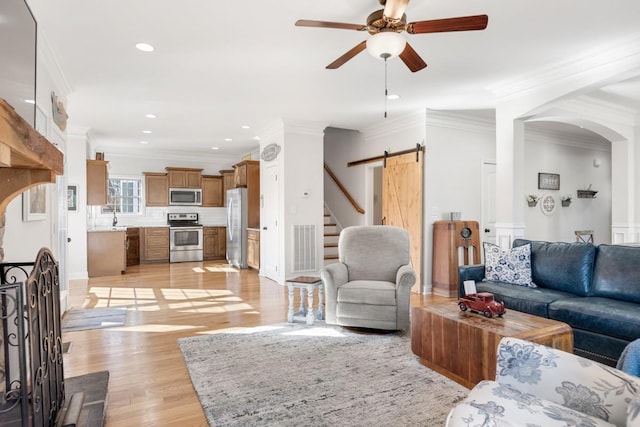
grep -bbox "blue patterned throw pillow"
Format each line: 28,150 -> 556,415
483,242 -> 536,287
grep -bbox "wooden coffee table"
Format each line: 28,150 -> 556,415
411,301 -> 573,389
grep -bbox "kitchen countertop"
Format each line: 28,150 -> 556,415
88,227 -> 128,232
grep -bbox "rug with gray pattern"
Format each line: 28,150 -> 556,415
178,322 -> 469,426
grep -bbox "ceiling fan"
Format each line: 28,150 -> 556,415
295,0 -> 488,72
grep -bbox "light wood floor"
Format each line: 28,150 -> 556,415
63,261 -> 442,426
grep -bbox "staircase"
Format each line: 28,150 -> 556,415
323,208 -> 341,266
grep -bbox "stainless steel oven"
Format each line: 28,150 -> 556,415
168,213 -> 203,263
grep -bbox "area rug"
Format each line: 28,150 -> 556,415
178,322 -> 469,426
61,307 -> 127,332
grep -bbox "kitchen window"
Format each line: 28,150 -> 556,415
101,177 -> 143,214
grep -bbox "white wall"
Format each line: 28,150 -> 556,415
3,29 -> 69,264
523,130 -> 612,243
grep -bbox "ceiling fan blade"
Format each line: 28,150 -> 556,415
383,0 -> 410,21
326,41 -> 367,69
295,19 -> 366,31
399,43 -> 427,72
407,15 -> 488,34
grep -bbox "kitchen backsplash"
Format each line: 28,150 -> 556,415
90,206 -> 228,228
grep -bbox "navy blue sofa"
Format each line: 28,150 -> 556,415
458,239 -> 640,366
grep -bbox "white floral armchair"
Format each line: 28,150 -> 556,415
446,337 -> 640,427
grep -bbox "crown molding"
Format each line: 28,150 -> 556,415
362,110 -> 426,139
94,146 -> 239,164
425,109 -> 495,134
555,96 -> 639,127
489,34 -> 640,101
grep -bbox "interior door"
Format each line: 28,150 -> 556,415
481,162 -> 497,253
382,151 -> 424,292
262,164 -> 279,281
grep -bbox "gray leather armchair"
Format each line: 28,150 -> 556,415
320,225 -> 416,331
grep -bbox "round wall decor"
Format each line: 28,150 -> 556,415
540,194 -> 556,215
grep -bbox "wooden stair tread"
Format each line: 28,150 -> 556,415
324,232 -> 340,237
324,243 -> 338,248
324,223 -> 337,227
324,254 -> 339,260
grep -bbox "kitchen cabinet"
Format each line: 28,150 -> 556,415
233,160 -> 259,188
201,175 -> 223,207
87,159 -> 109,205
126,227 -> 140,266
140,227 -> 170,263
233,160 -> 260,228
144,172 -> 169,206
87,230 -> 126,277
203,226 -> 226,260
247,229 -> 260,270
220,169 -> 235,206
166,167 -> 203,188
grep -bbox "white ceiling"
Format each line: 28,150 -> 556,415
25,0 -> 640,158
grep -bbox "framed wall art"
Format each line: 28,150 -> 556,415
67,185 -> 78,211
538,173 -> 560,190
22,184 -> 47,221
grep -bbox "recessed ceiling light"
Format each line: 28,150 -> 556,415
24,99 -> 35,104
139,141 -> 149,144
211,147 -> 219,150
252,136 -> 261,141
142,130 -> 152,134
136,42 -> 155,52
224,138 -> 232,142
241,125 -> 251,129
387,94 -> 400,100
145,113 -> 157,119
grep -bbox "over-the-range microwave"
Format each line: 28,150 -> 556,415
169,188 -> 202,206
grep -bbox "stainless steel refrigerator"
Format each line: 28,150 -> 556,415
226,187 -> 248,268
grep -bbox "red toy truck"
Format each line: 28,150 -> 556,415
458,292 -> 506,318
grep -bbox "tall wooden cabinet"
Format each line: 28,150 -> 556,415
87,159 -> 109,205
432,221 -> 481,297
219,169 -> 235,206
233,160 -> 260,229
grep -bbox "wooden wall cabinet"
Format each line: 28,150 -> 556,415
247,229 -> 260,270
233,160 -> 259,188
203,226 -> 226,260
87,159 -> 109,205
144,172 -> 169,206
201,175 -> 223,207
87,230 -> 126,277
233,160 -> 260,229
166,167 -> 203,188
219,169 -> 235,206
126,227 -> 140,266
140,227 -> 170,263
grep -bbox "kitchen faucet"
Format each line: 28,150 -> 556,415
112,211 -> 118,227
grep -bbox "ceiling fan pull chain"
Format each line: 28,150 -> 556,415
384,56 -> 388,118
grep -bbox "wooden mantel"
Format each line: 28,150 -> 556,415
0,98 -> 64,215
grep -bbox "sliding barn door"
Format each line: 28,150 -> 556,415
382,151 -> 424,292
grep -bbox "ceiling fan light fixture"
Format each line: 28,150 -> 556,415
366,31 -> 406,59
